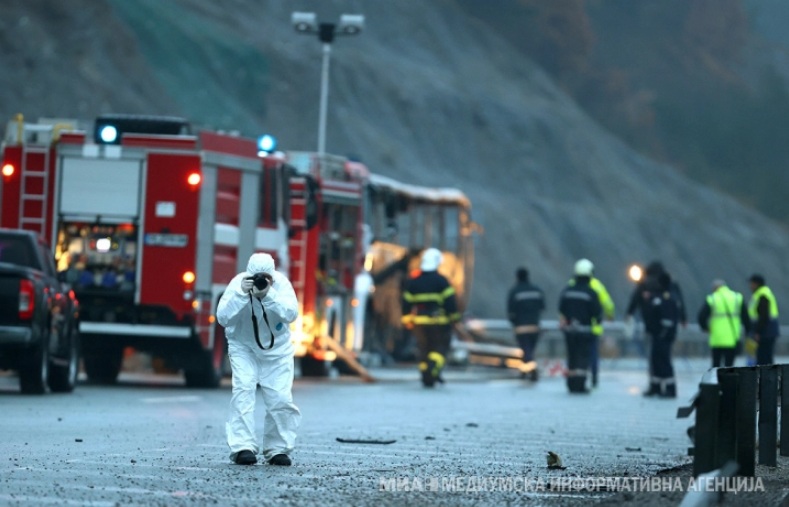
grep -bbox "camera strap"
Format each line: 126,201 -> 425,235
249,294 -> 275,350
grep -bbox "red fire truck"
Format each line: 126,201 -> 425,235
0,114 -> 294,387
284,152 -> 368,375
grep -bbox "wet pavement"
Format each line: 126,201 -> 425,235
0,356 -> 786,506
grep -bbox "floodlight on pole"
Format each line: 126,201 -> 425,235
291,11 -> 364,155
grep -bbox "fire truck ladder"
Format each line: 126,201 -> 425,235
18,132 -> 51,236
289,194 -> 309,294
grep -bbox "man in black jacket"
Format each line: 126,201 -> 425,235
626,261 -> 687,328
507,267 -> 545,381
558,264 -> 602,393
642,273 -> 680,398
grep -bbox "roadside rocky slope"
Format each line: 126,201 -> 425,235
2,0 -> 787,318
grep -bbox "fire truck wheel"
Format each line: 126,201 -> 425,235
183,339 -> 224,388
48,324 -> 80,393
19,335 -> 50,395
83,346 -> 123,384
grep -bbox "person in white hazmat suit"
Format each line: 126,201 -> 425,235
216,253 -> 301,466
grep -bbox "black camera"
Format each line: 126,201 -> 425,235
250,273 -> 269,291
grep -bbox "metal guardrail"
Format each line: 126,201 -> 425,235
676,364 -> 789,477
459,319 -> 789,359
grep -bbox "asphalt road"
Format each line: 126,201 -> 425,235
0,359 -> 786,506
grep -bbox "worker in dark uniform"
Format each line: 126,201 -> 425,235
401,248 -> 461,388
642,273 -> 680,398
626,261 -> 687,328
507,267 -> 545,381
558,262 -> 602,393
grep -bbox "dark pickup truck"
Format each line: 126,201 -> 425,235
0,229 -> 80,394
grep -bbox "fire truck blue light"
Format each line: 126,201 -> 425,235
257,134 -> 277,153
99,125 -> 118,144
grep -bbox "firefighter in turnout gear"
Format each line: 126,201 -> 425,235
567,259 -> 614,388
642,273 -> 680,398
507,267 -> 545,381
558,261 -> 602,393
402,248 -> 461,387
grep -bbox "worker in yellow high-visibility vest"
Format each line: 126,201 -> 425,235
747,274 -> 780,365
697,279 -> 751,367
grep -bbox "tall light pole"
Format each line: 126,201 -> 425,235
291,12 -> 365,156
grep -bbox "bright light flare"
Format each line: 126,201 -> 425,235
2,163 -> 14,177
628,264 -> 643,283
187,172 -> 202,187
95,237 -> 112,252
99,125 -> 118,143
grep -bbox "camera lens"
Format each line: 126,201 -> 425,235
253,275 -> 268,290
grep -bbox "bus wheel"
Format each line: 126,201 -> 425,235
83,345 -> 123,384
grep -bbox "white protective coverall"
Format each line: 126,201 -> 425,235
216,253 -> 301,462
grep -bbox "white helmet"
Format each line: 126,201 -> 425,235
574,258 -> 594,276
420,248 -> 443,271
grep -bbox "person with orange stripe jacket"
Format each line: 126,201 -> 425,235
401,248 -> 461,387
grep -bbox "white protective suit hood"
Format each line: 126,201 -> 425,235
420,248 -> 443,272
247,253 -> 275,275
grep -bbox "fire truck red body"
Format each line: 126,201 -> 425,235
0,115 -> 292,387
284,152 -> 369,375
1,115 -> 477,383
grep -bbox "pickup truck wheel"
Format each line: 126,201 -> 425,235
19,338 -> 50,395
83,346 -> 123,384
48,325 -> 80,393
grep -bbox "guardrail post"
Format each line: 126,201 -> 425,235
735,367 -> 757,476
781,365 -> 789,457
758,365 -> 778,466
717,369 -> 738,466
693,382 -> 721,477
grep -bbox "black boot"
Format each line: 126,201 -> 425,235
660,382 -> 677,399
643,382 -> 660,397
234,450 -> 257,465
420,361 -> 435,388
567,376 -> 589,393
268,454 -> 292,466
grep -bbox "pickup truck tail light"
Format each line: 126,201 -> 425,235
19,279 -> 34,320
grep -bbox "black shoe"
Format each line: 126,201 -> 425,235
234,450 -> 257,465
268,454 -> 292,466
531,370 -> 539,382
421,366 -> 435,387
643,384 -> 660,397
